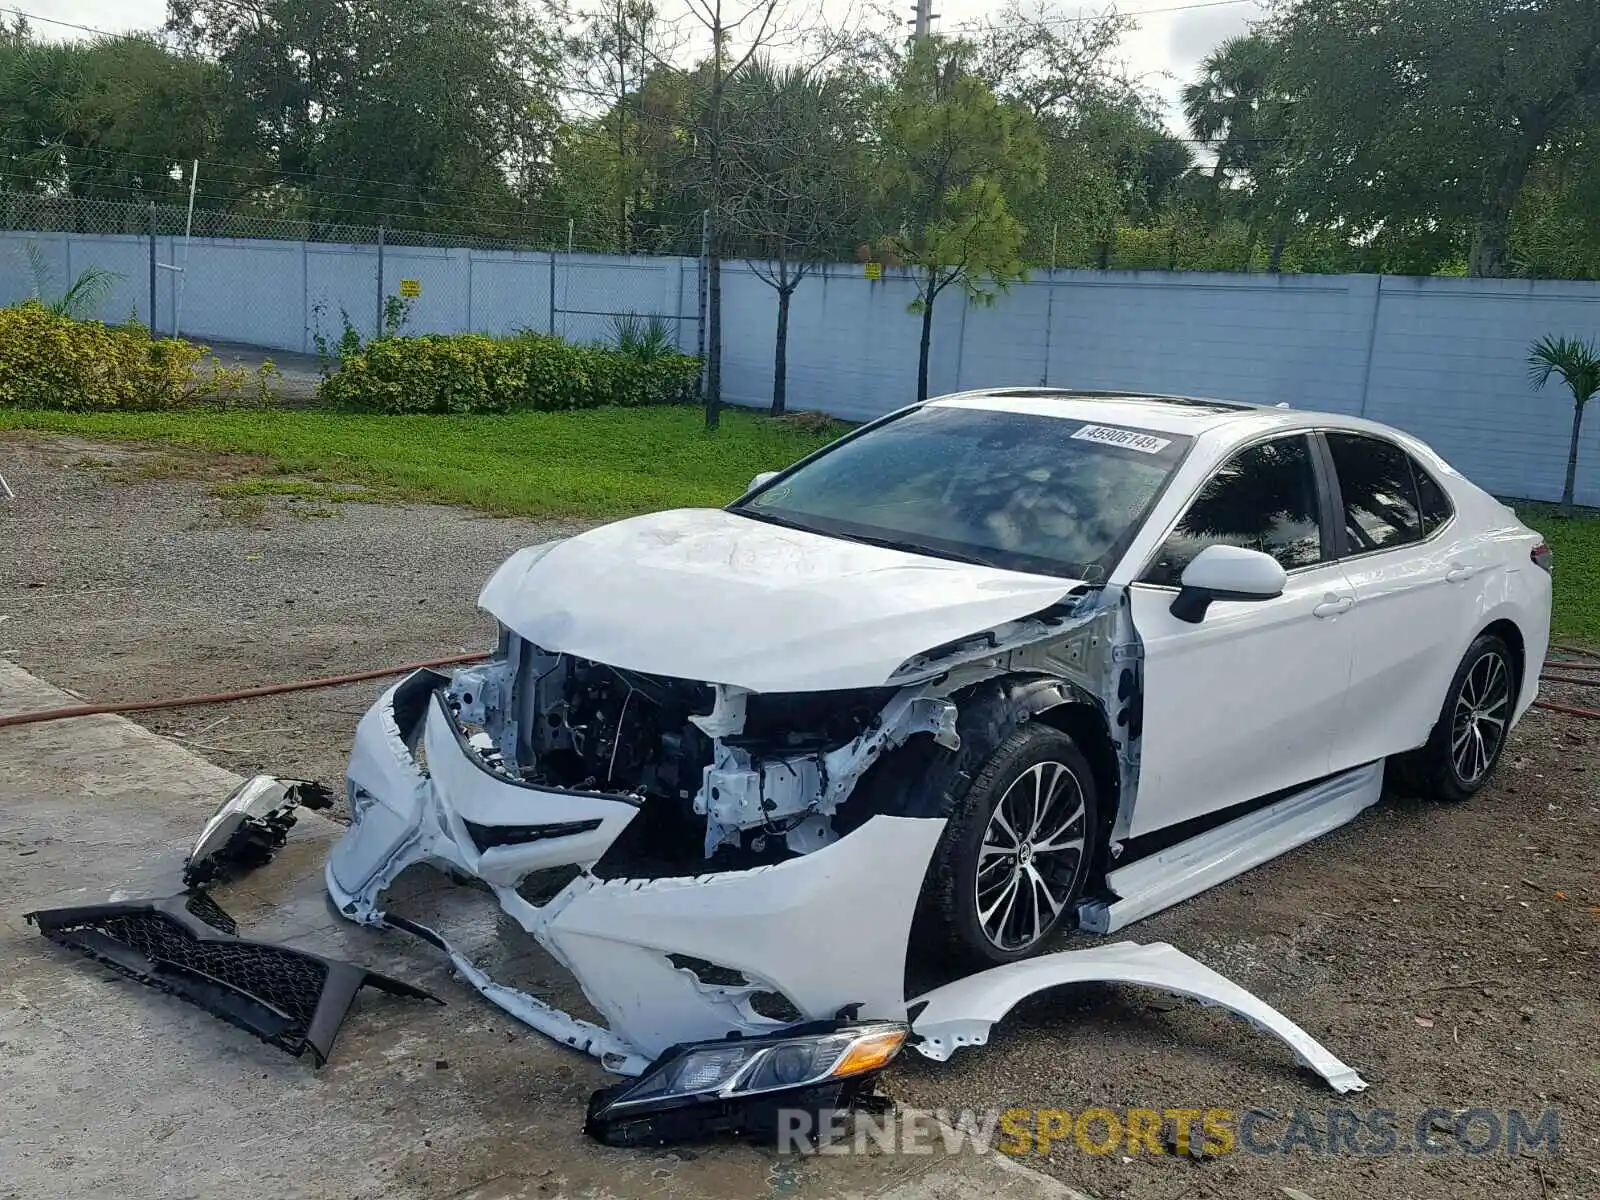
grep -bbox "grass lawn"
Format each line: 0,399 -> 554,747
0,406 -> 843,521
3,405 -> 1596,644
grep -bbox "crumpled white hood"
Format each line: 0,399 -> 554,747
478,508 -> 1078,692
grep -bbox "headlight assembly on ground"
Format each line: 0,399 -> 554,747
583,1021 -> 907,1147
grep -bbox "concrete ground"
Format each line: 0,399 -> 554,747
0,659 -> 1081,1200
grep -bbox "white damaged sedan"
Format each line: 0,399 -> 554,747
325,388 -> 1550,1111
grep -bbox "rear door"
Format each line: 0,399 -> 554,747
1320,431 -> 1488,767
1127,433 -> 1358,839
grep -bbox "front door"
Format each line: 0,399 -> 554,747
1125,433 -> 1357,840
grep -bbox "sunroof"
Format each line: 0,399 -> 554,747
981,388 -> 1255,413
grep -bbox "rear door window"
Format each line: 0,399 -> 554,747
1415,462 -> 1454,535
1325,432 -> 1424,553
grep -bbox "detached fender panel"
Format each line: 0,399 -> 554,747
908,940 -> 1367,1094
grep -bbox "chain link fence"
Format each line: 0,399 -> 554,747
0,190 -> 706,361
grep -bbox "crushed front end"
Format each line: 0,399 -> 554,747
326,635 -> 953,1074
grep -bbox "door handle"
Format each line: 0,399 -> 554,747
1445,564 -> 1478,584
1313,594 -> 1354,618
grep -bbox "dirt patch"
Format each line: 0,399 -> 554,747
0,432 -> 587,791
1,429 -> 1596,1200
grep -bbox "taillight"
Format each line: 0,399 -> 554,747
1531,542 -> 1553,574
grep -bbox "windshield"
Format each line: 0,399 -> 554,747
732,405 -> 1192,580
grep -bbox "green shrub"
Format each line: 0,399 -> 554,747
0,301 -> 224,411
320,330 -> 700,414
609,312 -> 676,363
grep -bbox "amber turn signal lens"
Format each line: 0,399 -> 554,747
829,1027 -> 908,1077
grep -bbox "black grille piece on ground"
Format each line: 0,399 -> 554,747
183,890 -> 239,935
26,894 -> 440,1066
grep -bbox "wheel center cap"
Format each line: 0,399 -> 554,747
1017,843 -> 1034,866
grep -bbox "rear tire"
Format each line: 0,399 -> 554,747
1401,633 -> 1516,802
922,724 -> 1098,970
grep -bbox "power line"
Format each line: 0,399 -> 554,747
3,6 -> 142,39
1,142 -> 641,224
953,0 -> 1260,31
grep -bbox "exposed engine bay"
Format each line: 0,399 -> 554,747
443,635 -> 931,869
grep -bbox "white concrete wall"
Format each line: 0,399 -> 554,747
3,228 -> 1598,504
719,264 -> 1600,506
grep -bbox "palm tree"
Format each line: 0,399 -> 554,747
22,242 -> 120,320
1528,334 -> 1600,517
1182,35 -> 1275,188
1182,35 -> 1295,269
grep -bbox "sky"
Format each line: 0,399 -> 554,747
9,0 -> 1263,137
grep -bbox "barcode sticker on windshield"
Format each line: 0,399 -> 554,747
1071,424 -> 1172,453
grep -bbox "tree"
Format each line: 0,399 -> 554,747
676,0 -> 791,429
1182,33 -> 1297,270
547,59 -> 704,253
565,0 -> 686,251
722,60 -> 863,414
166,0 -> 563,240
876,38 -> 1043,401
1272,0 -> 1600,278
1183,34 -> 1275,190
1528,334 -> 1600,516
0,30 -> 236,208
1509,119 -> 1600,278
965,2 -> 1176,270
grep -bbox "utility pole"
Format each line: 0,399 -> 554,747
909,0 -> 936,41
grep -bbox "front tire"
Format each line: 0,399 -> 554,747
1404,633 -> 1516,802
923,724 -> 1098,969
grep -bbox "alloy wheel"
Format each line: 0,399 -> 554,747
975,760 -> 1088,951
1451,649 -> 1511,785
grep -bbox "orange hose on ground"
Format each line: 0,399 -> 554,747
0,652 -> 489,730
1541,672 -> 1600,688
1534,699 -> 1600,719
4,652 -> 1596,728
1551,644 -> 1600,661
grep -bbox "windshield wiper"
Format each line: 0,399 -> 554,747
728,506 -> 822,536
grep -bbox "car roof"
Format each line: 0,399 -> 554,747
927,387 -> 1302,437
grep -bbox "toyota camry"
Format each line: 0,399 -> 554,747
323,387 -> 1550,1099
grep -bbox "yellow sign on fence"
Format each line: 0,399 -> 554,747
398,278 -> 422,298
864,262 -> 882,280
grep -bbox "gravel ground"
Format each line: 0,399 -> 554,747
2,430 -> 1596,1200
0,432 -> 585,787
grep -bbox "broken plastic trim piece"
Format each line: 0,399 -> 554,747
381,913 -> 651,1075
26,894 -> 441,1066
907,941 -> 1368,1094
584,1020 -> 907,1147
183,774 -> 333,889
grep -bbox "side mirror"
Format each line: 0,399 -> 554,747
1170,544 -> 1287,624
748,470 -> 779,492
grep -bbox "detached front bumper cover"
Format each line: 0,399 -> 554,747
26,893 -> 441,1066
